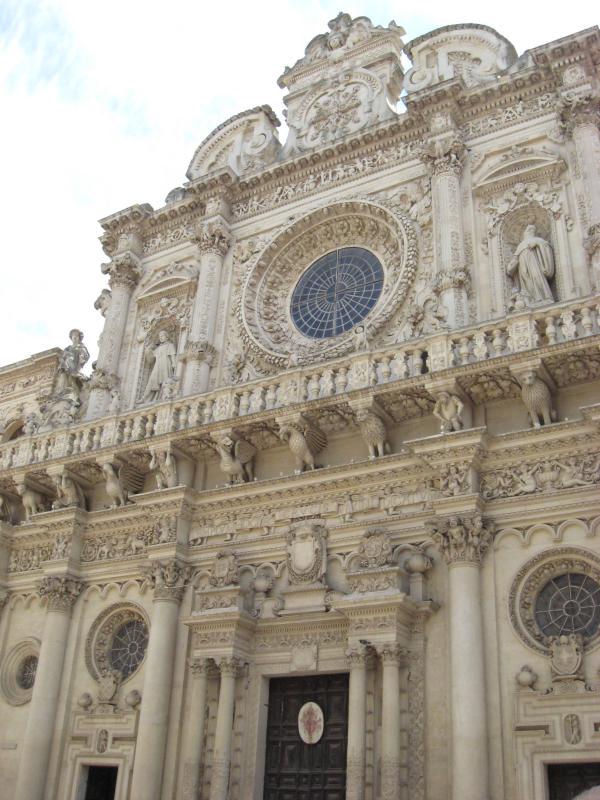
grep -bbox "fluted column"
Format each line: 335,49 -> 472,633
428,514 -> 495,800
87,250 -> 142,419
379,644 -> 403,800
421,129 -> 468,327
183,212 -> 231,395
14,576 -> 82,800
346,645 -> 369,800
182,657 -> 211,800
209,656 -> 241,800
130,560 -> 189,800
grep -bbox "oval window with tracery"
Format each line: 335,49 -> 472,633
109,619 -> 149,679
534,573 -> 600,638
290,247 -> 384,339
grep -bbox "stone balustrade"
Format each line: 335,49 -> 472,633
1,295 -> 599,473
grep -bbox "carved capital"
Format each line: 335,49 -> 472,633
427,513 -> 495,566
345,644 -> 370,669
419,136 -> 465,176
378,643 -> 405,665
559,93 -> 600,137
218,656 -> 243,677
38,575 -> 83,612
189,657 -> 211,677
104,252 -> 142,290
194,219 -> 231,256
143,559 -> 191,603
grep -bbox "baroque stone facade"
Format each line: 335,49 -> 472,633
1,14 -> 600,800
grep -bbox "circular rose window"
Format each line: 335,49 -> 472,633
290,248 -> 383,339
534,573 -> 600,638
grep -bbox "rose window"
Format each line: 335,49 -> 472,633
109,619 -> 149,679
534,573 -> 600,638
16,655 -> 38,690
290,247 -> 384,339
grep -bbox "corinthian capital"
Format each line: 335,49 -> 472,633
143,559 -> 191,603
218,656 -> 243,676
102,252 -> 142,290
38,575 -> 83,612
193,219 -> 232,256
419,136 -> 465,176
559,92 -> 600,137
427,513 -> 495,566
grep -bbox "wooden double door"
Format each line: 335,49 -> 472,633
263,673 -> 349,800
548,763 -> 600,800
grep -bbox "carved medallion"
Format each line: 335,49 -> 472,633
298,701 -> 324,744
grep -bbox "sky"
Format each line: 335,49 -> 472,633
1,0 -> 598,368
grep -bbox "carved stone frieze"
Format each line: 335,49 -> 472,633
481,452 -> 599,499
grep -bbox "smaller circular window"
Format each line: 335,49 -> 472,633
109,620 -> 148,679
535,573 -> 600,638
16,655 -> 38,690
0,638 -> 40,705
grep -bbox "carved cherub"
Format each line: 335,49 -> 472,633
433,392 -> 464,433
440,464 -> 467,496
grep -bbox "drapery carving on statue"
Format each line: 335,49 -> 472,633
142,330 -> 178,403
54,329 -> 89,396
239,200 -> 418,367
285,521 -> 328,585
506,224 -> 555,306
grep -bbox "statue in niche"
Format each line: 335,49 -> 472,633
506,225 -> 555,304
54,329 -> 90,396
143,330 -> 177,402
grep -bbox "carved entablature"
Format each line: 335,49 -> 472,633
237,199 -> 418,369
279,14 -> 405,155
186,106 -> 281,181
403,24 -> 517,94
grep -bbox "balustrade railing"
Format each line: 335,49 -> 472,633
1,296 -> 599,470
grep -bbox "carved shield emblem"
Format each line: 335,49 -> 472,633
550,636 -> 582,676
298,701 -> 324,745
291,538 -> 317,573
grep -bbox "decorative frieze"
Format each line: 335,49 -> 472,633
481,453 -> 599,499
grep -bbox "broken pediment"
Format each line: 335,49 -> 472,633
185,105 -> 281,181
403,23 -> 517,94
473,144 -> 566,196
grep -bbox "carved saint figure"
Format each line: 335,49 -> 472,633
55,329 -> 90,395
143,330 -> 177,402
506,225 -> 555,303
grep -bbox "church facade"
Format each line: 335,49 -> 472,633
1,14 -> 600,800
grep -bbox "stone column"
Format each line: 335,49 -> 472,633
346,645 -> 369,800
14,576 -> 82,800
428,513 -> 495,800
379,644 -> 403,800
182,657 -> 211,800
183,211 -> 231,396
421,126 -> 469,328
209,656 -> 241,800
130,560 -> 189,800
87,250 -> 142,419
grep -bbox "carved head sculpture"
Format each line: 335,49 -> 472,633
69,329 -> 83,344
158,330 -> 169,344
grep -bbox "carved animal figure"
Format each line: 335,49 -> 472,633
278,420 -> 327,473
52,472 -> 85,509
356,409 -> 389,458
215,436 -> 256,484
101,462 -> 144,508
17,485 -> 47,520
519,371 -> 556,428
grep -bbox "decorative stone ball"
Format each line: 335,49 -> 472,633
516,665 -> 537,689
125,689 -> 142,708
78,692 -> 93,709
405,552 -> 431,575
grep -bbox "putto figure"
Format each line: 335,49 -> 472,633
143,330 -> 177,402
506,224 -> 555,304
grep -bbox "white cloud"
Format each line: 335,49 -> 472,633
0,0 -> 597,365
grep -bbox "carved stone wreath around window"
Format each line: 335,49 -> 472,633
238,200 -> 418,367
0,637 -> 40,705
508,546 -> 600,655
85,603 -> 149,682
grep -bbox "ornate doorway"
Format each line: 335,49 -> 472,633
547,763 -> 600,800
264,674 -> 349,800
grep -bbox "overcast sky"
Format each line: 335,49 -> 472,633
1,0 -> 597,368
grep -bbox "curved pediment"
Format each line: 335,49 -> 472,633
473,145 -> 566,196
185,106 -> 281,181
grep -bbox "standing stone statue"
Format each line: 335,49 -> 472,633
506,224 -> 555,303
55,329 -> 90,395
143,330 -> 177,402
